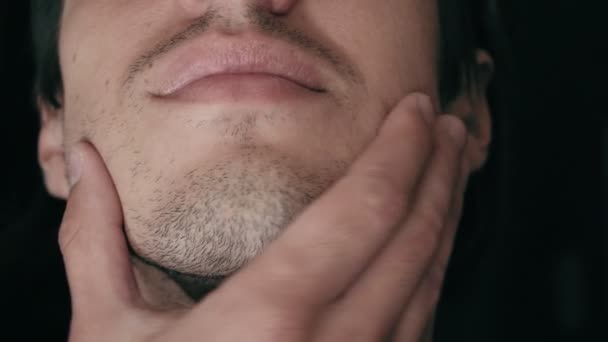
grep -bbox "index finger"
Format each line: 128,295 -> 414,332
222,92 -> 436,310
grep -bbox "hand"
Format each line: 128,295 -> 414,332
59,92 -> 469,342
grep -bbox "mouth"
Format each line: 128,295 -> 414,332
146,31 -> 328,103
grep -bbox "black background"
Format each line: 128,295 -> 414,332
1,1 -> 605,341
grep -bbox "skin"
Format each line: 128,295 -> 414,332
61,96 -> 469,341
38,0 -> 493,338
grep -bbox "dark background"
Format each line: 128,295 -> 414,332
1,1 -> 605,341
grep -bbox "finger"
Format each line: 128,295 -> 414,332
216,93 -> 435,313
317,115 -> 466,341
59,141 -> 141,318
392,143 -> 470,342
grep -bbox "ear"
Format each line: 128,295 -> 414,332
445,49 -> 494,172
38,98 -> 69,199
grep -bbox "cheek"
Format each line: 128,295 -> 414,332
58,2 -> 164,147
312,0 -> 439,109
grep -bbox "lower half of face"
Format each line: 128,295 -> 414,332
92,90 -> 388,277
59,0 -> 438,278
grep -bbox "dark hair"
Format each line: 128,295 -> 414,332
31,0 -> 63,108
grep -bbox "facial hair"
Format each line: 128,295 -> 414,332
127,144 -> 347,300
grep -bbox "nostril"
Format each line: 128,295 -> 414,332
269,9 -> 288,17
255,0 -> 298,16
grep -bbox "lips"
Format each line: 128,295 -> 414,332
146,32 -> 327,100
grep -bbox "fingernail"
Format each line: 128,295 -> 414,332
415,94 -> 435,126
68,146 -> 83,188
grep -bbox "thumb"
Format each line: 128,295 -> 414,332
59,141 -> 141,318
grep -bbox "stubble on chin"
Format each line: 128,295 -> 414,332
124,145 -> 348,281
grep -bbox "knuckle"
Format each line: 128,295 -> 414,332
329,171 -> 406,241
355,172 -> 406,226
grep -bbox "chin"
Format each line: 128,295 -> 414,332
123,148 -> 347,278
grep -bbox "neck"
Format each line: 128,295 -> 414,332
132,257 -> 437,341
131,257 -> 195,310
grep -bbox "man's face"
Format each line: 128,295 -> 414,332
54,0 -> 440,278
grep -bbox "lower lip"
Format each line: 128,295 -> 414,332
154,73 -> 324,103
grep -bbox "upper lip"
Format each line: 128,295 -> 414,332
147,31 -> 327,97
